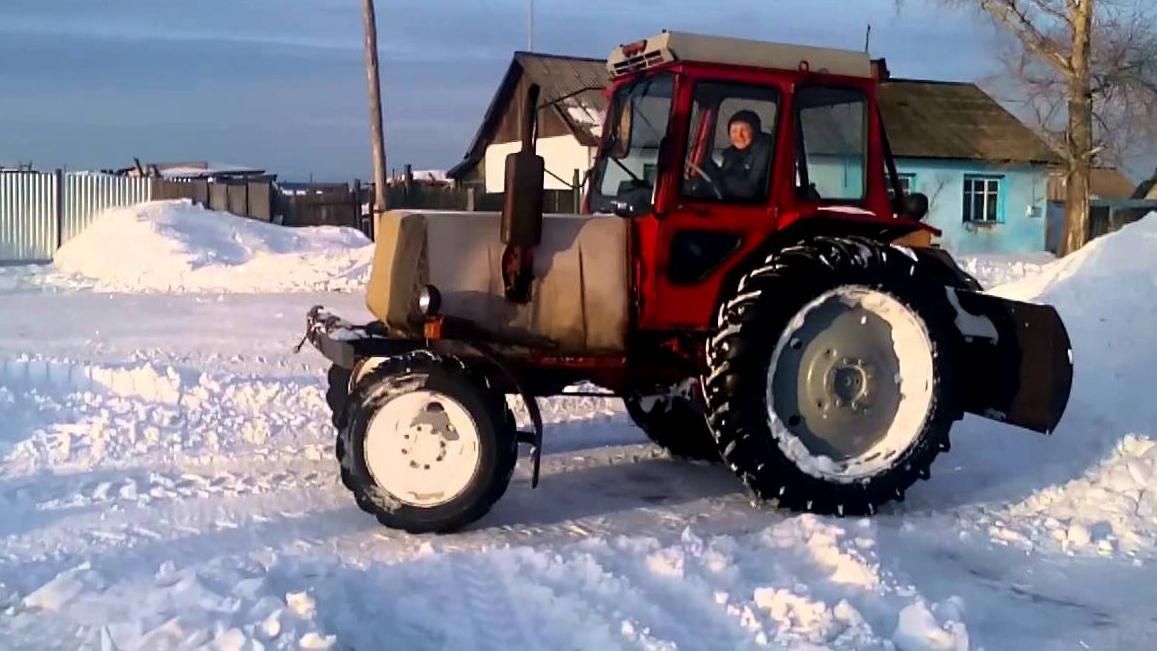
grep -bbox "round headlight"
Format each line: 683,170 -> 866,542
418,285 -> 442,315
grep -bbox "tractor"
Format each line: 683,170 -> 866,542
298,31 -> 1073,534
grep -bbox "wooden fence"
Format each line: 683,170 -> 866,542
155,177 -> 274,222
274,182 -> 581,239
157,172 -> 583,242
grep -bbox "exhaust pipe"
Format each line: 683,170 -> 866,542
500,83 -> 546,303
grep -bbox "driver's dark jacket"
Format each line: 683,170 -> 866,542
714,134 -> 773,200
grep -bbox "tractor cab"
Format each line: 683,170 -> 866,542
584,31 -> 936,330
587,32 -> 930,220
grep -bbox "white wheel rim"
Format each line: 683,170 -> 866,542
766,286 -> 935,483
363,390 -> 482,507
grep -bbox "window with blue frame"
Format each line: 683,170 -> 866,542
888,173 -> 916,199
963,175 -> 1003,223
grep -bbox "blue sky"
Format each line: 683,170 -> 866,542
0,0 -> 1037,181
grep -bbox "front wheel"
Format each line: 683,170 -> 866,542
704,236 -> 961,516
337,353 -> 518,534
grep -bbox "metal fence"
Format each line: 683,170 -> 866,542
64,174 -> 153,244
0,172 -> 58,263
0,171 -> 155,263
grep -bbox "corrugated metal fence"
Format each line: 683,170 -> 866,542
0,173 -> 58,262
0,171 -> 155,263
64,175 -> 153,244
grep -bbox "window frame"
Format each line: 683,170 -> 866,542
888,172 -> 917,199
678,79 -> 782,206
793,84 -> 871,205
587,71 -> 678,217
962,174 -> 1005,224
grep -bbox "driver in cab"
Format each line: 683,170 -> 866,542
687,110 -> 772,201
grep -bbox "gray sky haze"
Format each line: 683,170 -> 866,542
0,0 -> 1061,182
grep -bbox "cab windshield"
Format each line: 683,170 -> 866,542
588,73 -> 675,216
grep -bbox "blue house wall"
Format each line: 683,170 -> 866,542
894,158 -> 1051,255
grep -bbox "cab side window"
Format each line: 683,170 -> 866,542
682,82 -> 779,204
794,86 -> 867,201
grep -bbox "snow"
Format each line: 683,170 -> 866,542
562,97 -> 604,139
957,251 -> 1055,289
51,200 -> 373,293
2,209 -> 1157,648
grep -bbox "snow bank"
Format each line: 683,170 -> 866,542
921,213 -> 1157,555
53,200 -> 373,293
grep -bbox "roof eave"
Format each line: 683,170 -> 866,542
447,60 -> 526,180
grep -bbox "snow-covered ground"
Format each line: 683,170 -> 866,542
1,202 -> 1155,650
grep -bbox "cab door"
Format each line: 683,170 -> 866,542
637,74 -> 787,332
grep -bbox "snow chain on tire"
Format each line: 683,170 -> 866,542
336,351 -> 518,534
703,235 -> 962,516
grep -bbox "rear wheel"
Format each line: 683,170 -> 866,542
704,236 -> 960,516
337,352 -> 518,533
624,384 -> 720,462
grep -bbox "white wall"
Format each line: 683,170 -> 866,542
485,135 -> 594,193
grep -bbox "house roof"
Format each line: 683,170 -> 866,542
878,79 -> 1061,165
447,52 -> 608,179
1047,167 -> 1140,201
447,53 -> 1061,180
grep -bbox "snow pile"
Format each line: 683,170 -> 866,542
921,213 -> 1157,555
52,200 -> 373,293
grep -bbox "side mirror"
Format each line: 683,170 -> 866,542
903,192 -> 930,221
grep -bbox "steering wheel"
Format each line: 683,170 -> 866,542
685,160 -> 724,200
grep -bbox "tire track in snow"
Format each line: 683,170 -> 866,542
453,553 -> 545,651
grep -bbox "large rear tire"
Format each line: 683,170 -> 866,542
624,385 -> 720,462
337,352 -> 518,534
704,236 -> 961,516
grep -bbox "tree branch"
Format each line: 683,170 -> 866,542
978,0 -> 1073,71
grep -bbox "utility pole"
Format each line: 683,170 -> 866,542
528,0 -> 535,51
362,0 -> 388,225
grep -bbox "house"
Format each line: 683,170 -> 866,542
1047,167 -> 1139,202
447,50 -> 1062,255
446,52 -> 606,193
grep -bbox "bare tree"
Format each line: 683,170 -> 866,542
363,0 -> 388,223
906,0 -> 1157,254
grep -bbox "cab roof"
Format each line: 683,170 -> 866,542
607,31 -> 875,79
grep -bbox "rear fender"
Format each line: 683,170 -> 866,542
944,288 -> 1073,434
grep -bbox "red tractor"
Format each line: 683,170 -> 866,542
299,31 -> 1073,533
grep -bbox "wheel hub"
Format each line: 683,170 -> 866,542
363,390 -> 481,508
771,289 -> 908,463
826,357 -> 874,412
400,405 -> 455,470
